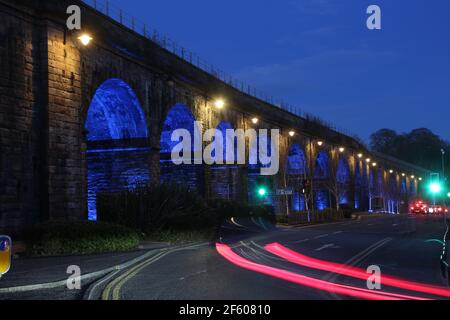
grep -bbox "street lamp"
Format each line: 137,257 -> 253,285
339,147 -> 345,153
289,131 -> 296,137
317,141 -> 324,147
357,153 -> 363,159
214,99 -> 225,109
78,34 -> 93,46
251,117 -> 259,124
389,170 -> 394,174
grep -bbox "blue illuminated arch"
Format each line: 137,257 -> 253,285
85,79 -> 148,141
314,151 -> 329,179
160,104 -> 200,154
214,121 -> 236,162
85,79 -> 150,221
313,151 -> 330,210
336,157 -> 351,205
287,144 -> 308,211
409,179 -> 416,196
287,144 -> 307,175
160,104 -> 204,193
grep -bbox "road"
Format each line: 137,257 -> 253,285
99,214 -> 450,300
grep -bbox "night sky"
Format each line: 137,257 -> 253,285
112,0 -> 450,142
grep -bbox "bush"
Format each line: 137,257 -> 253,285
25,221 -> 140,256
97,184 -> 216,233
340,204 -> 356,219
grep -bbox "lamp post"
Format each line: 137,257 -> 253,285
442,149 -> 447,207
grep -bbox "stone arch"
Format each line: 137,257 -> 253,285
409,178 -> 417,197
387,173 -> 399,213
313,150 -> 331,210
160,103 -> 205,194
336,156 -> 352,207
84,78 -> 151,220
286,143 -> 309,212
209,121 -> 240,199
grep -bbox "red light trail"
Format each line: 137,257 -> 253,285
265,243 -> 450,299
216,243 -> 428,300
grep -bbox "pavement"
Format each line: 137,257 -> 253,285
0,242 -> 170,300
1,214 -> 449,300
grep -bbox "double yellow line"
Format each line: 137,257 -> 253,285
102,243 -> 206,300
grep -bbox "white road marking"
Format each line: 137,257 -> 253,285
314,234 -> 329,239
315,244 -> 335,251
294,238 -> 310,243
322,237 -> 393,300
333,231 -> 343,235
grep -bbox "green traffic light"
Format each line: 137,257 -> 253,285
257,187 -> 267,197
429,182 -> 442,194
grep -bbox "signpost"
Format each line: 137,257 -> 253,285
276,189 -> 294,196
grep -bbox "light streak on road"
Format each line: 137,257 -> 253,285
216,243 -> 427,300
265,243 -> 450,299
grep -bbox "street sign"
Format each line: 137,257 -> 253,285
276,189 -> 294,196
0,236 -> 12,277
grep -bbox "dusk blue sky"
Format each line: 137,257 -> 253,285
111,0 -> 450,142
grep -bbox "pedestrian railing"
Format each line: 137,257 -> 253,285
80,0 -> 362,142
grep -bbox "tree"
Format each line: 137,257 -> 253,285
370,129 -> 399,154
370,128 -> 450,182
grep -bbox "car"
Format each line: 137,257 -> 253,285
429,205 -> 449,214
410,200 -> 429,214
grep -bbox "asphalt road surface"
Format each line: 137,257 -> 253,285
100,214 -> 449,300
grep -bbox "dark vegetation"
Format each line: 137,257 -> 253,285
370,128 -> 449,179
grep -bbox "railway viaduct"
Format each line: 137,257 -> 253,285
0,0 -> 430,235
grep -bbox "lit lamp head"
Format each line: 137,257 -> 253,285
372,162 -> 377,167
366,158 -> 371,163
411,175 -> 415,179
357,153 -> 363,159
289,131 -> 296,137
389,170 -> 394,174
251,117 -> 259,124
78,34 -> 93,46
317,141 -> 324,147
402,173 -> 406,177
339,147 -> 345,153
419,177 -> 423,181
214,99 -> 225,109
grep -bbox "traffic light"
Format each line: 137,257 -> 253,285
429,182 -> 442,194
256,177 -> 269,198
257,187 -> 268,197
